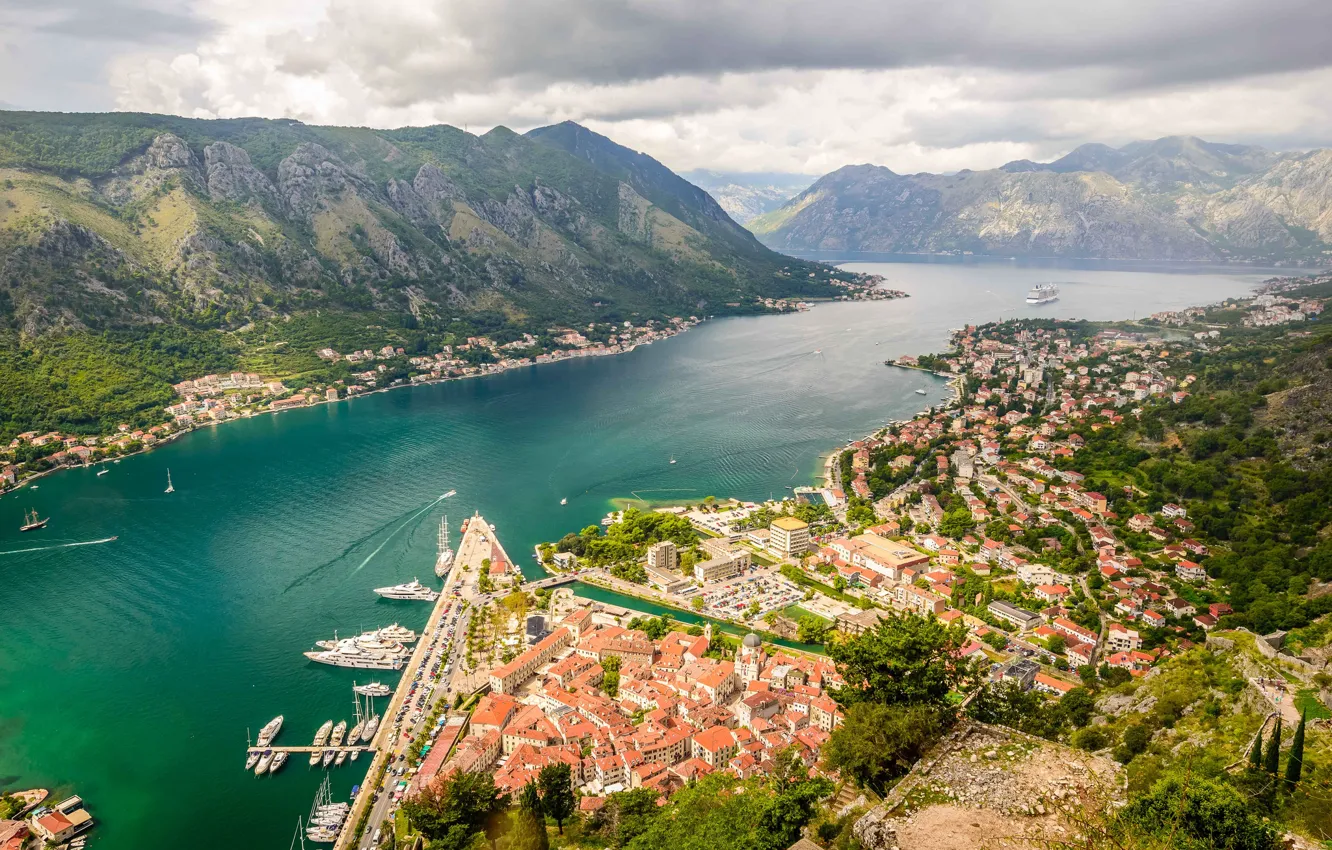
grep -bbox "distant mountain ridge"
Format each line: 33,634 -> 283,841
750,135 -> 1332,261
681,170 -> 815,224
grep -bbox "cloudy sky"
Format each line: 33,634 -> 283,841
3,0 -> 1332,175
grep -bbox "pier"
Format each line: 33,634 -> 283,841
335,514 -> 492,850
250,745 -> 373,754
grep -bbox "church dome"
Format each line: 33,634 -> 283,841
742,632 -> 762,649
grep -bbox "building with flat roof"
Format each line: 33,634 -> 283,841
694,553 -> 743,584
987,600 -> 1043,631
769,516 -> 810,558
647,540 -> 678,572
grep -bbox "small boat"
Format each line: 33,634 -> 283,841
322,749 -> 335,768
669,456 -> 676,464
19,508 -> 48,532
915,388 -> 927,395
96,468 -> 109,477
560,498 -> 568,505
245,749 -> 261,770
164,468 -> 175,493
255,749 -> 275,776
269,751 -> 289,773
28,485 -> 37,489
335,749 -> 349,766
256,715 -> 284,747
113,459 -> 120,464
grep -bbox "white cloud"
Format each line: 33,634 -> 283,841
77,0 -> 1332,174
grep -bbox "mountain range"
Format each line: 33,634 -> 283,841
0,113 -> 834,341
681,170 -> 815,224
749,136 -> 1332,261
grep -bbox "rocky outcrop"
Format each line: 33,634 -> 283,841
101,133 -> 205,204
204,142 -> 279,208
277,143 -> 374,220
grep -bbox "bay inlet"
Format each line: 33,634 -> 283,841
0,262 -> 1263,850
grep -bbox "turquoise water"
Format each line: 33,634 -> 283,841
0,263 -> 1262,850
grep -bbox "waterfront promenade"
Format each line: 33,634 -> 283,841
340,514 -> 501,850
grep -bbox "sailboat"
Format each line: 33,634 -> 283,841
434,515 -> 455,578
19,508 -> 48,532
669,455 -> 676,465
164,469 -> 175,493
560,498 -> 567,505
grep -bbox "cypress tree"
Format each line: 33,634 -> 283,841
1249,726 -> 1264,770
1264,715 -> 1282,776
1284,710 -> 1306,787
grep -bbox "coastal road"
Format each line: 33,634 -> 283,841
350,517 -> 499,850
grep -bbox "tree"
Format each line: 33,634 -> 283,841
402,770 -> 509,850
823,702 -> 941,796
590,788 -> 660,847
537,763 -> 575,835
1263,716 -> 1281,776
1115,724 -> 1151,764
1117,772 -> 1277,850
1046,634 -> 1067,654
797,616 -> 830,644
503,782 -> 548,850
826,610 -> 970,712
1284,710 -> 1306,787
1249,726 -> 1264,771
690,595 -> 705,611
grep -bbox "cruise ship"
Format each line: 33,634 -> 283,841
435,516 -> 455,578
304,640 -> 406,670
1026,282 -> 1059,305
372,578 -> 439,601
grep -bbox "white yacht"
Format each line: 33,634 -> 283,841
353,682 -> 392,698
254,750 -> 275,776
435,516 -> 455,579
312,720 -> 333,746
360,713 -> 380,741
269,751 -> 288,773
1026,282 -> 1059,305
304,641 -> 405,670
372,578 -> 439,601
376,624 -> 418,644
256,715 -> 283,747
245,749 -> 261,771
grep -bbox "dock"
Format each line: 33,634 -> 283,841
333,515 -> 490,850
251,745 -> 373,754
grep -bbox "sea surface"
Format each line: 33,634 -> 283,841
0,261 -> 1264,850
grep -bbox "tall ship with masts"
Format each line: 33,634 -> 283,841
19,508 -> 48,532
435,515 -> 455,578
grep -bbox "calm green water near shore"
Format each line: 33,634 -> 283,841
0,263 -> 1261,850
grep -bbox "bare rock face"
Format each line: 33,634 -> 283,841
277,143 -> 373,220
101,133 -> 205,205
412,164 -> 466,210
387,177 -> 434,227
204,142 -> 278,208
852,806 -> 900,850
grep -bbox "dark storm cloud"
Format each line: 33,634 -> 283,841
3,0 -> 211,44
396,0 -> 1332,95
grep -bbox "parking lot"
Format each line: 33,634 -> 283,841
696,571 -> 804,621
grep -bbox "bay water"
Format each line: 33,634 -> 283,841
0,262 -> 1265,849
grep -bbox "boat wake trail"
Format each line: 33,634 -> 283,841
283,492 -> 454,592
0,536 -> 118,556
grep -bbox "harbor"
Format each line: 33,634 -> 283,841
0,265 -> 1264,850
